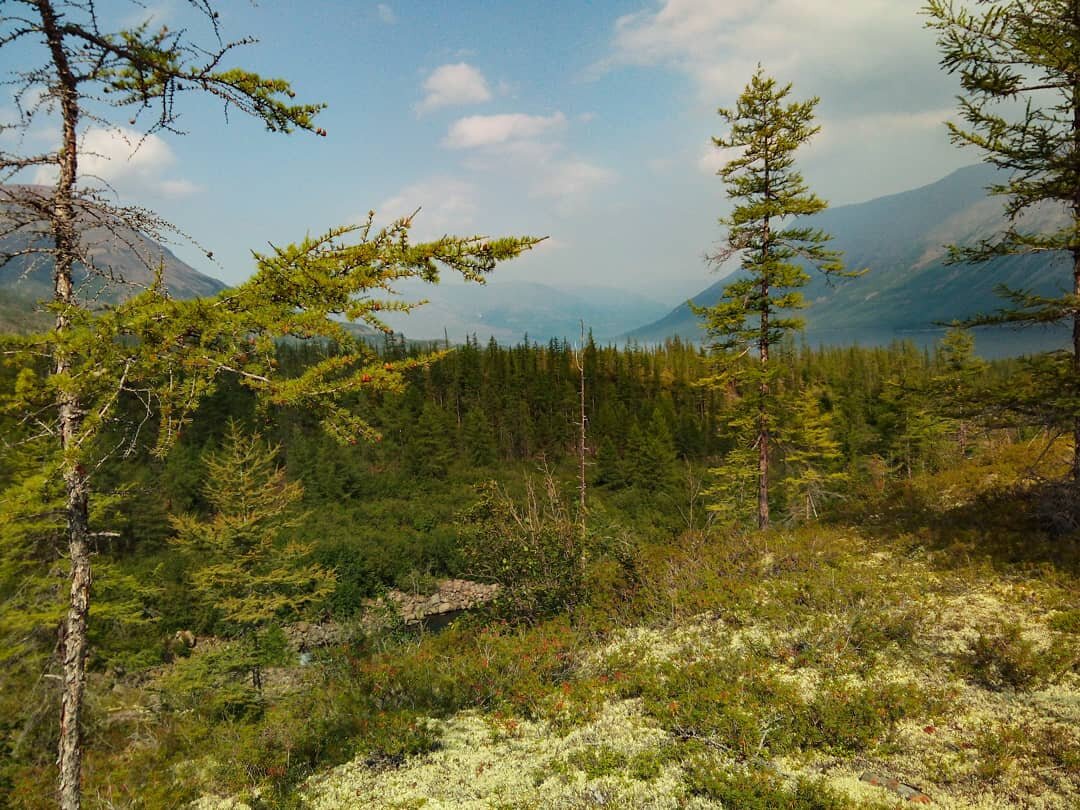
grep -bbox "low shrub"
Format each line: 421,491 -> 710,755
808,680 -> 941,753
958,623 -> 1073,691
685,760 -> 854,809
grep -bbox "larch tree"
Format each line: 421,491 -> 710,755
778,388 -> 847,522
924,0 -> 1080,484
0,3 -> 540,807
697,68 -> 855,530
170,423 -> 334,692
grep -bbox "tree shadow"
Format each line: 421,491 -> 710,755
853,480 -> 1080,577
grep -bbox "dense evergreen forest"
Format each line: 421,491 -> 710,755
2,329 -> 1078,807
0,331 -> 1011,614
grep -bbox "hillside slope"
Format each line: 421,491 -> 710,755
0,186 -> 226,317
627,164 -> 1072,352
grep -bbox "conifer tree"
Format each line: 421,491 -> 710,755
462,405 -> 498,466
697,68 -> 855,529
924,0 -> 1080,484
170,424 -> 333,690
625,408 -> 677,492
932,327 -> 989,455
778,389 -> 847,521
408,401 -> 456,478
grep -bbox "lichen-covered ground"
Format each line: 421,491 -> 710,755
278,529 -> 1078,810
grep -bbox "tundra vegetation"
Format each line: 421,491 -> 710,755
0,1 -> 1078,809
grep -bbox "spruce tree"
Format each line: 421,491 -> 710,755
697,68 -> 856,529
462,405 -> 498,467
924,0 -> 1080,484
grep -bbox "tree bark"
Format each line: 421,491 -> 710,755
1073,69 -> 1080,487
1072,247 -> 1080,484
758,283 -> 770,530
577,321 -> 587,530
36,2 -> 90,807
758,168 -> 771,531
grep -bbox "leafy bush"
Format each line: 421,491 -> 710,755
157,643 -> 264,719
460,477 -> 589,620
637,655 -> 809,758
808,680 -> 941,753
1049,609 -> 1080,634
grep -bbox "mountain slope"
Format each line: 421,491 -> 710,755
627,164 -> 1071,351
0,186 -> 226,315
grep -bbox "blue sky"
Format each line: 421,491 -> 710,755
4,0 -> 975,307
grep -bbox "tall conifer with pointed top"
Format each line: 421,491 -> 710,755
698,68 -> 856,529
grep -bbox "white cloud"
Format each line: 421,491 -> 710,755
531,160 -> 616,201
814,107 -> 954,150
444,112 -> 567,149
609,2 -> 925,88
602,0 -> 949,123
697,144 -> 728,176
416,63 -> 492,115
377,177 -> 478,238
604,1 -> 963,199
376,3 -> 397,24
33,125 -> 200,197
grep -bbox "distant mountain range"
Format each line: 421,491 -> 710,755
5,168 -> 1076,355
626,164 -> 1072,356
379,280 -> 671,344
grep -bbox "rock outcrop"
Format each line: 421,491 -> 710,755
284,579 -> 501,651
382,579 -> 500,625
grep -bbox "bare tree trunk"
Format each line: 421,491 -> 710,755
758,292 -> 770,530
577,321 -> 587,532
758,189 -> 772,531
1073,248 -> 1080,484
1067,65 -> 1080,488
37,3 -> 90,807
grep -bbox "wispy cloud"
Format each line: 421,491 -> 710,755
377,176 -> 478,238
416,63 -> 492,115
600,0 -> 947,116
33,125 -> 200,197
439,108 -> 614,213
443,112 -> 567,149
376,3 -> 397,24
531,159 -> 615,200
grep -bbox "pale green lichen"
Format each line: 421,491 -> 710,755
189,796 -> 251,810
302,700 -> 699,809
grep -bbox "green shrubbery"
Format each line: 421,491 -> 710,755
685,762 -> 855,809
958,623 -> 1075,691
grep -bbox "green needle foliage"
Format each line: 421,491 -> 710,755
924,0 -> 1080,481
697,68 -> 859,529
779,388 -> 848,522
169,423 -> 334,637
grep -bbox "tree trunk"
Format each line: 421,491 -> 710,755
578,321 -> 587,531
1072,70 -> 1080,487
1073,247 -> 1080,484
37,2 -> 90,807
758,183 -> 772,530
758,281 -> 770,531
